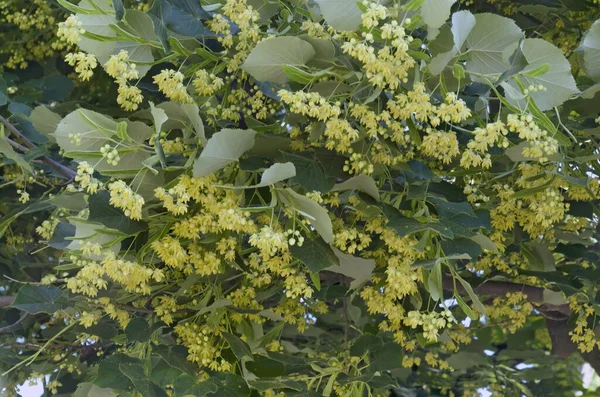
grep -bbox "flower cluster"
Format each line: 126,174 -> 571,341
108,180 -> 144,220
64,52 -> 97,81
74,161 -> 102,194
57,14 -> 83,45
192,69 -> 225,96
153,69 -> 192,103
506,113 -> 558,162
105,50 -> 143,111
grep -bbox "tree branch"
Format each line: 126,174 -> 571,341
0,296 -> 15,308
0,115 -> 76,180
442,274 -> 570,317
0,313 -> 29,334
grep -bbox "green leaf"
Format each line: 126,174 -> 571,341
12,285 -> 69,314
405,0 -> 426,11
455,294 -> 478,320
412,253 -> 472,270
454,274 -> 486,314
113,0 -> 124,20
94,354 -> 140,390
0,129 -> 33,174
421,0 -> 456,39
314,0 -> 362,31
239,162 -> 296,188
249,379 -> 304,392
88,190 -> 148,235
428,262 -> 443,301
290,237 -> 340,273
65,218 -> 122,255
125,317 -> 151,342
522,63 -> 550,77
332,174 -> 380,201
74,383 -> 119,397
281,65 -> 331,85
223,332 -> 253,361
246,353 -> 309,377
280,151 -> 334,193
543,289 -> 567,305
281,188 -> 334,243
505,38 -> 579,111
156,102 -> 206,144
41,75 -> 74,101
119,362 -> 169,397
148,0 -> 210,50
446,352 -> 489,370
428,11 -> 475,75
350,334 -> 384,357
470,234 -> 498,252
428,197 -> 476,219
0,77 -> 7,106
242,37 -> 316,83
464,13 -> 523,80
300,35 -> 336,68
115,11 -> 157,77
325,248 -> 376,289
522,241 -> 556,271
175,373 -> 252,397
580,20 -> 600,82
371,342 -> 403,371
154,345 -> 196,374
193,129 -> 257,177
54,108 -> 151,176
383,204 -> 454,239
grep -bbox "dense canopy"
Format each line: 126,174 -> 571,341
1,0 -> 600,396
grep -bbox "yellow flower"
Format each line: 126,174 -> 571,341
64,52 -> 97,81
108,180 -> 144,220
153,69 -> 192,103
57,14 -> 84,44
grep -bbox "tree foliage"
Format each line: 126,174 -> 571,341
1,0 -> 600,396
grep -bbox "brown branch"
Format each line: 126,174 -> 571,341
442,274 -> 571,317
0,115 -> 76,180
442,275 -> 600,375
0,296 -> 15,308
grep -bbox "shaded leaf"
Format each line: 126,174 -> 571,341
223,332 -> 253,361
119,362 -> 169,397
125,317 -> 151,342
290,237 -> 340,273
12,285 -> 69,314
325,248 -> 376,289
281,151 -> 334,193
88,190 -> 148,235
332,174 -> 380,201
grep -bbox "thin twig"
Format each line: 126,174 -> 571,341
0,313 -> 29,334
0,115 -> 34,149
6,137 -> 29,152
